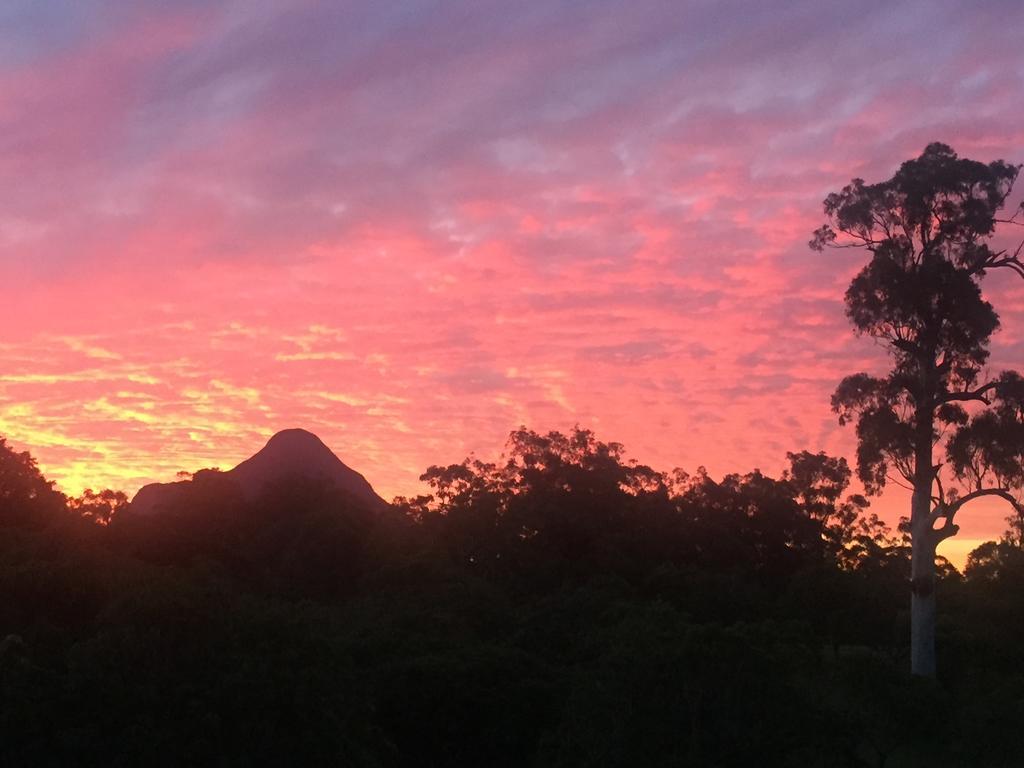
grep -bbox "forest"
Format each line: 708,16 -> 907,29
1,425 -> 1023,767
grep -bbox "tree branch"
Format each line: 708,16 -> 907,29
948,487 -> 1024,517
981,240 -> 1024,278
931,515 -> 960,543
938,381 -> 1000,405
932,467 -> 946,506
929,487 -> 1024,544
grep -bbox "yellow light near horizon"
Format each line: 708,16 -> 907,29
938,538 -> 987,572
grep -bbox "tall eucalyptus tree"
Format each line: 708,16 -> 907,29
812,143 -> 1024,676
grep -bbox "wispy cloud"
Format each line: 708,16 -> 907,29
1,0 -> 1022,554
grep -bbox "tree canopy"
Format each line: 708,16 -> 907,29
0,436 -> 65,528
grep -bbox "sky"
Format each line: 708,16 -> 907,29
2,0 -> 1023,564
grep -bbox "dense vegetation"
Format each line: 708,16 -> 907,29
1,429 -> 1023,767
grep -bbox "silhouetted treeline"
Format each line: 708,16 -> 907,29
2,430 -> 1023,767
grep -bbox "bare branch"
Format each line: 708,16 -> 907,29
932,515 -> 960,543
981,242 -> 1024,278
885,472 -> 914,492
954,487 -> 1023,515
825,242 -> 875,250
927,487 -> 1024,545
946,487 -> 1021,525
938,381 -> 1000,405
933,468 -> 946,506
993,205 -> 1023,225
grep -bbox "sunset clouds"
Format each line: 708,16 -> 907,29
2,0 -> 1023,559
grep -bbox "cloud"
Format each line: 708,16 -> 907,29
1,0 -> 1023,555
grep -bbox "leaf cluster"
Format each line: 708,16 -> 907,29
815,144 -> 1024,505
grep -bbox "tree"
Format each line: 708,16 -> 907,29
811,142 -> 1024,676
0,435 -> 65,528
418,426 -> 671,580
783,450 -> 872,552
68,488 -> 129,525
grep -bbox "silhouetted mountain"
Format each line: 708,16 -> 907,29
129,476 -> 194,515
130,429 -> 387,513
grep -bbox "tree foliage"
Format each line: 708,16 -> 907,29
0,436 -> 65,528
817,143 -> 1024,507
68,488 -> 129,525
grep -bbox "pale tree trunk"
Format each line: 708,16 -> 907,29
910,500 -> 936,677
910,407 -> 936,677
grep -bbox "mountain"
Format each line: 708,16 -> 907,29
129,429 -> 388,514
229,429 -> 385,506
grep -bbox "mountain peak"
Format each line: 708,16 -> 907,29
130,428 -> 387,513
230,429 -> 385,507
263,428 -> 328,450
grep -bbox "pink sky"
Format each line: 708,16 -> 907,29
2,0 -> 1023,565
